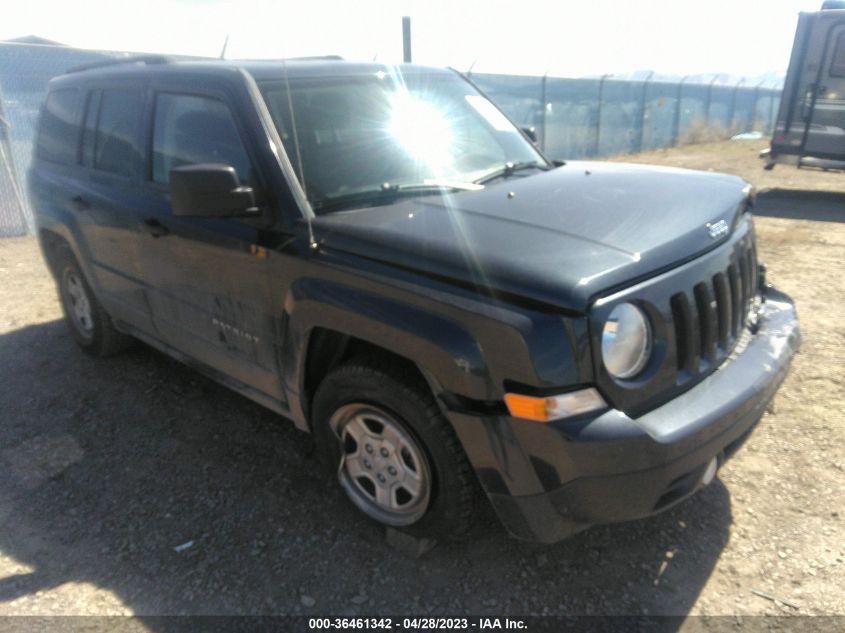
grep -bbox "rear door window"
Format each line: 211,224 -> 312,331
151,93 -> 251,185
36,88 -> 80,164
90,89 -> 142,177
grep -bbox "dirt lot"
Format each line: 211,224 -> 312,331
0,140 -> 843,622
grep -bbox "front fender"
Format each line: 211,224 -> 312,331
283,277 -> 492,428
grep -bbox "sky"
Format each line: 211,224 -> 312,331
0,0 -> 827,80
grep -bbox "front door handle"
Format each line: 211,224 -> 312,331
70,195 -> 90,212
142,218 -> 170,238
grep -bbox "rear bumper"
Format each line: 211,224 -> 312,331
449,287 -> 799,543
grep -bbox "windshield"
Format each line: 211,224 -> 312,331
259,69 -> 546,213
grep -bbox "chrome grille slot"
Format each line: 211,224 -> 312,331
739,251 -> 750,313
713,272 -> 732,350
693,282 -> 716,366
728,263 -> 742,339
670,293 -> 696,374
748,246 -> 757,295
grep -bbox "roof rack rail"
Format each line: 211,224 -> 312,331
289,55 -> 344,61
65,54 -> 173,75
238,55 -> 344,62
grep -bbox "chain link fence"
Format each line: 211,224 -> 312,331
0,42 -> 782,237
469,72 -> 781,160
0,43 -> 129,236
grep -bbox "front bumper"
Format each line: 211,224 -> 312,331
448,287 -> 800,543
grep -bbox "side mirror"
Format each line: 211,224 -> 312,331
521,126 -> 538,144
170,163 -> 258,218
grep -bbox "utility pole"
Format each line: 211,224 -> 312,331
402,17 -> 412,63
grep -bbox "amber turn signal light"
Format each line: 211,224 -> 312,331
504,388 -> 606,422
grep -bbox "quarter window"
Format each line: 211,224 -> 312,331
80,90 -> 101,167
831,31 -> 845,78
152,94 -> 251,185
36,89 -> 79,164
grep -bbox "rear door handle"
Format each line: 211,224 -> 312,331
142,218 -> 170,238
70,195 -> 90,211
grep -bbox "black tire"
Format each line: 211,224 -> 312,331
312,358 -> 478,540
54,245 -> 132,357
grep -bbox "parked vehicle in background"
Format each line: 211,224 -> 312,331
29,56 -> 799,544
763,2 -> 845,172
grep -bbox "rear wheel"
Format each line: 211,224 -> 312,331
55,246 -> 132,357
312,359 -> 477,539
62,268 -> 95,339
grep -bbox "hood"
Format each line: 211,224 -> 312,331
311,161 -> 750,312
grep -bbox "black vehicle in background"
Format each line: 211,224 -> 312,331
29,57 -> 799,543
763,2 -> 845,171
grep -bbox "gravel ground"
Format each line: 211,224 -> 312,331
0,140 -> 843,620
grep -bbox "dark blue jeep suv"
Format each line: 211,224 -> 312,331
28,56 -> 800,542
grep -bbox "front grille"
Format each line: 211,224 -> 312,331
669,242 -> 757,382
589,215 -> 760,417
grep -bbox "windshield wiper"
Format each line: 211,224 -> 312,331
473,160 -> 550,185
402,179 -> 484,192
312,180 -> 483,213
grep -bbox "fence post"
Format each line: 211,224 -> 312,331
751,79 -> 764,131
705,74 -> 719,130
594,74 -> 611,157
637,71 -> 654,153
672,75 -> 689,146
729,77 -> 745,132
768,81 -> 779,134
540,71 -> 548,152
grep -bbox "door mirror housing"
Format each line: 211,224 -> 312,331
170,164 -> 258,218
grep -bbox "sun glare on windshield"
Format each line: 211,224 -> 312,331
260,70 -> 545,210
388,91 -> 454,172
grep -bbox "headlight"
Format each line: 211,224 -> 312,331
601,303 -> 652,379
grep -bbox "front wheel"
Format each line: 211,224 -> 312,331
312,359 -> 477,540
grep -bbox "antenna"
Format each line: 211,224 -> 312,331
219,34 -> 229,60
